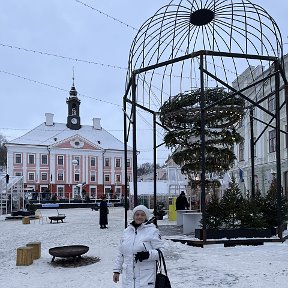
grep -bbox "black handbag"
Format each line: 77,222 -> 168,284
155,249 -> 171,288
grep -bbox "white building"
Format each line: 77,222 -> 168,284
232,54 -> 288,196
5,82 -> 133,201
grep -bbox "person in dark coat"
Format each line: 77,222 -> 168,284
176,191 -> 189,210
99,196 -> 109,229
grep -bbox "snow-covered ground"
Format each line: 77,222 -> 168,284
1,207 -> 288,288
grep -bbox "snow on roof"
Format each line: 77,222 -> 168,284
8,122 -> 132,151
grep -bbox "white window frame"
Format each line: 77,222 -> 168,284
74,172 -> 80,182
15,153 -> 22,164
28,172 -> 35,181
41,154 -> 48,165
57,186 -> 65,198
104,158 -> 110,167
115,158 -> 121,168
28,154 -> 35,165
90,157 -> 96,167
57,170 -> 64,181
41,172 -> 48,181
57,155 -> 64,166
115,174 -> 121,183
269,129 -> 276,153
90,186 -> 97,199
90,171 -> 96,182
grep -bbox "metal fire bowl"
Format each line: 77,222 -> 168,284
49,245 -> 89,261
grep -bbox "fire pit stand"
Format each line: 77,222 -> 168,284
49,245 -> 89,262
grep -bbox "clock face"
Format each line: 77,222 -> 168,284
71,117 -> 78,124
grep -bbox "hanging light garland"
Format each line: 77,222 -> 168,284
159,87 -> 245,174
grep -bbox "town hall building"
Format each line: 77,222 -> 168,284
5,82 -> 133,201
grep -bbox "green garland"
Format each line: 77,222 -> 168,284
159,87 -> 245,175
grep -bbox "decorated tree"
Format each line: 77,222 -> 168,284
159,87 -> 244,176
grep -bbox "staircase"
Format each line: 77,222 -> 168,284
0,174 -> 24,215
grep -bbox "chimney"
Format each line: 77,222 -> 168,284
93,118 -> 101,130
45,113 -> 54,126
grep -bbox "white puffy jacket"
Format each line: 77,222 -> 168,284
113,222 -> 163,288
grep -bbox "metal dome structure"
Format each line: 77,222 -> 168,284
126,0 -> 284,107
123,0 -> 288,237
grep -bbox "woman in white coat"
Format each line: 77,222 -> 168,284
113,205 -> 163,287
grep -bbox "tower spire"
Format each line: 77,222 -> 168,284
70,67 -> 77,97
72,66 -> 75,86
66,68 -> 81,130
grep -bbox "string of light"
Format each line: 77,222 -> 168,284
0,69 -> 121,107
0,42 -> 201,80
74,0 -> 138,31
0,42 -> 127,71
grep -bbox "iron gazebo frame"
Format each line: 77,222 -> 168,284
122,0 -> 288,240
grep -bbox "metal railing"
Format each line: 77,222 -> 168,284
0,175 -> 24,215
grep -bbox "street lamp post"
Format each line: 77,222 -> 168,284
72,159 -> 78,200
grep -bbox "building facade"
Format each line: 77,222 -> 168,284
233,55 -> 288,197
5,83 -> 133,201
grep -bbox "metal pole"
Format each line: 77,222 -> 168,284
274,61 -> 282,239
200,54 -> 207,242
102,151 -> 105,198
132,73 -> 138,207
249,108 -> 255,198
123,96 -> 128,228
21,178 -> 24,210
9,182 -> 12,214
153,113 -> 157,217
285,84 -> 288,199
0,179 -> 2,215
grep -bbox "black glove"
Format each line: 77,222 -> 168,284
135,251 -> 149,262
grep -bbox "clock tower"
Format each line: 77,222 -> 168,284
66,80 -> 81,130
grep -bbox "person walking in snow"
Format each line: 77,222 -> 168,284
99,195 -> 109,229
112,205 -> 164,287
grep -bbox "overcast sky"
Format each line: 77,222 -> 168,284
1,0 -> 288,165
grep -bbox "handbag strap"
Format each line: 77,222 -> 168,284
156,249 -> 168,276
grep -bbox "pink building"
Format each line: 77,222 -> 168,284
5,83 -> 133,201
